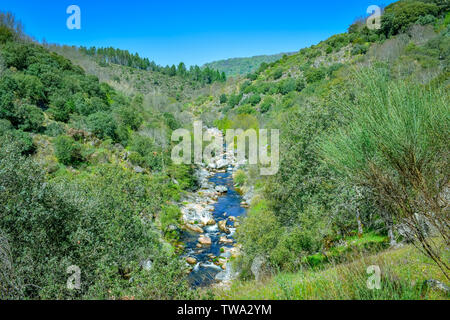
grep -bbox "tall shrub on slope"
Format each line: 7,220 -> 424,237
321,67 -> 449,279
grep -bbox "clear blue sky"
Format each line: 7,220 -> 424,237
1,0 -> 395,66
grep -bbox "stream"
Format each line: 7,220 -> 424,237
179,128 -> 248,288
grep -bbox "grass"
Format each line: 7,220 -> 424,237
214,244 -> 450,300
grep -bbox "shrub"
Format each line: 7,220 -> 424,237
243,94 -> 261,106
260,97 -> 275,113
16,104 -> 44,132
381,0 -> 440,36
87,111 -> 118,141
227,93 -> 243,108
272,68 -> 283,80
219,93 -> 227,104
234,170 -> 247,187
45,122 -> 65,137
321,67 -> 449,279
305,68 -> 326,83
278,78 -> 296,95
54,135 -> 84,166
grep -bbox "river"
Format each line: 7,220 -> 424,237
179,129 -> 248,287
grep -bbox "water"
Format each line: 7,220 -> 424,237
181,168 -> 247,287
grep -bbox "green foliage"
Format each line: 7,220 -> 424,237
260,96 -> 275,113
277,78 -> 297,95
203,53 -> 289,77
128,133 -> 166,171
0,142 -> 192,299
381,0 -> 440,36
15,104 -> 44,132
272,68 -> 283,80
219,93 -> 227,104
54,135 -> 84,166
160,205 -> 181,235
0,25 -> 14,43
305,67 -> 326,83
227,93 -> 243,108
321,67 -> 449,277
243,94 -> 261,106
234,169 -> 247,187
87,111 -> 118,141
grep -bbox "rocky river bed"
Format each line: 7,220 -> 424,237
178,128 -> 250,288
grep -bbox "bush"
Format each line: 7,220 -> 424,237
54,135 -> 84,166
321,67 -> 449,279
219,93 -> 227,104
45,122 -> 65,137
381,0 -> 440,36
278,78 -> 296,95
305,68 -> 326,83
227,93 -> 243,108
16,104 -> 44,132
260,97 -> 275,113
243,94 -> 261,106
272,68 -> 283,80
87,111 -> 118,141
234,170 -> 247,187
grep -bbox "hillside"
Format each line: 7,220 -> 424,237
203,52 -> 294,77
48,44 -> 225,101
0,15 -> 200,299
190,0 -> 449,299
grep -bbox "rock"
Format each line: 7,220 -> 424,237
215,185 -> 228,193
196,243 -> 202,248
206,219 -> 216,226
198,235 -> 212,246
241,201 -> 250,208
186,257 -> 197,265
218,220 -> 231,234
219,236 -> 233,244
185,223 -> 204,233
423,279 -> 450,293
228,216 -> 236,222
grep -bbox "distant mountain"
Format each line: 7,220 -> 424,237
203,52 -> 295,77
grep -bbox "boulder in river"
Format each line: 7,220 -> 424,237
186,257 -> 197,265
218,220 -> 231,234
219,236 -> 233,244
185,223 -> 204,233
198,235 -> 212,246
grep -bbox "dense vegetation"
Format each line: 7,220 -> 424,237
190,0 -> 449,291
0,13 -> 198,299
203,52 -> 294,77
79,46 -> 226,85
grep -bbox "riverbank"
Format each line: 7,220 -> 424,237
213,243 -> 450,300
